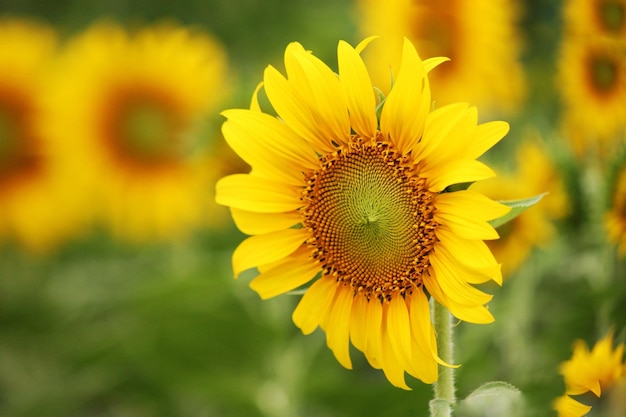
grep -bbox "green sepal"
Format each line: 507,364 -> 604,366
374,87 -> 386,124
489,193 -> 547,229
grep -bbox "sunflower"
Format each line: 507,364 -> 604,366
605,164 -> 626,255
564,0 -> 626,39
0,19 -> 86,253
557,35 -> 626,156
44,22 -> 229,242
554,330 -> 626,417
215,38 -> 510,388
356,0 -> 526,115
471,138 -> 569,277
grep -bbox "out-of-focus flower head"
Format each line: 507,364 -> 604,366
564,0 -> 626,40
554,329 -> 626,417
44,21 -> 231,242
356,0 -> 526,115
0,18 -> 86,253
557,36 -> 626,157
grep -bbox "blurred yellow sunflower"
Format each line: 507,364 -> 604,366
216,38 -> 510,388
564,0 -> 626,39
471,138 -> 568,277
605,164 -> 626,255
554,330 -> 626,417
356,0 -> 526,114
0,19 -> 85,253
45,22 -> 229,242
557,36 -> 626,156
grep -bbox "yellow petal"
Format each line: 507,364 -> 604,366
380,311 -> 411,390
435,227 -> 503,284
249,249 -> 319,299
249,81 -> 263,112
364,298 -> 384,369
380,38 -> 431,155
424,159 -> 496,192
423,105 -> 478,168
451,302 -> 495,324
588,380 -> 602,397
424,56 -> 450,73
387,295 -> 413,374
292,276 -> 338,335
354,35 -> 378,54
431,106 -> 478,165
415,103 -> 470,163
437,190 -> 511,222
423,270 -> 494,323
324,284 -> 354,369
407,290 -> 447,367
338,40 -> 377,138
429,249 -> 494,307
466,121 -> 509,159
290,47 -> 351,145
408,338 -> 438,384
230,208 -> 302,236
215,174 -> 303,213
435,221 -> 498,242
221,112 -> 319,185
434,192 -> 508,240
553,395 -> 592,417
264,64 -> 335,154
232,228 -> 308,277
349,292 -> 369,351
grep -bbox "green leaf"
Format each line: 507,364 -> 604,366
374,87 -> 386,123
456,381 -> 525,417
489,193 -> 547,229
286,288 -> 308,296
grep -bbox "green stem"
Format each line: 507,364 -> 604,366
430,300 -> 455,417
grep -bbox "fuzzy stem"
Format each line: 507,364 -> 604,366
430,300 -> 455,417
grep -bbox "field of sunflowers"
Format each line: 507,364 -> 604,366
1,1 -> 625,416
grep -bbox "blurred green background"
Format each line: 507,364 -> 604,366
1,1 -> 625,416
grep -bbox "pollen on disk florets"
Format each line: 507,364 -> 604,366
301,134 -> 439,302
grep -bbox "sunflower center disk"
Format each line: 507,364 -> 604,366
302,138 -> 438,302
589,55 -> 618,93
599,0 -> 625,33
105,88 -> 185,169
121,100 -> 182,164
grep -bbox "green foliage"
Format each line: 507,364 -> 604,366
490,193 -> 547,229
456,382 -> 525,417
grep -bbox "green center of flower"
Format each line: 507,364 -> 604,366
121,102 -> 179,161
120,101 -> 180,164
598,0 -> 625,33
589,54 -> 618,93
301,136 -> 438,302
105,88 -> 185,169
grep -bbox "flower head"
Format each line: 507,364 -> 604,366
555,330 -> 626,416
564,0 -> 626,39
216,37 -> 509,388
356,0 -> 526,114
0,19 -> 85,252
557,35 -> 626,156
45,21 -> 229,241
